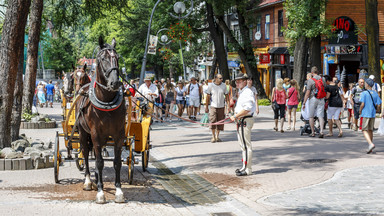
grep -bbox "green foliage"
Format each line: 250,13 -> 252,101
258,99 -> 271,106
283,0 -> 333,49
44,34 -> 76,72
22,110 -> 38,122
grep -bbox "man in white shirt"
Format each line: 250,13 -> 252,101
205,74 -> 228,143
187,77 -> 202,121
230,73 -> 256,176
138,76 -> 159,100
369,75 -> 381,98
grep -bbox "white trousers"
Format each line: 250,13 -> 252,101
237,117 -> 254,174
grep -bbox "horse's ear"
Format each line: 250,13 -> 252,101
99,36 -> 104,48
83,63 -> 87,71
111,38 -> 116,48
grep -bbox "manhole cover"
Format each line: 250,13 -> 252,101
301,159 -> 337,163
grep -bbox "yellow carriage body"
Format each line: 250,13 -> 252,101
129,99 -> 153,152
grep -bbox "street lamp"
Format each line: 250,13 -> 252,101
170,0 -> 194,81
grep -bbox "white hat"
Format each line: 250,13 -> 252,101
369,75 -> 375,80
144,75 -> 152,81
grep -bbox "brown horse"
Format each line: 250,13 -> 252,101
76,37 -> 126,204
73,63 -> 91,94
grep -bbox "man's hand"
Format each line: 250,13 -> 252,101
205,106 -> 209,113
230,116 -> 236,122
256,108 -> 259,115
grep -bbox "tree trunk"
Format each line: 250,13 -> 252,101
0,0 -> 31,149
206,3 -> 230,81
169,64 -> 174,79
22,0 -> 44,114
308,35 -> 321,71
209,56 -> 217,79
130,63 -> 137,79
365,0 -> 381,84
11,42 -> 25,141
293,36 -> 309,94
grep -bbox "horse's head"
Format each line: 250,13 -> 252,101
96,36 -> 121,91
74,63 -> 91,93
63,71 -> 74,96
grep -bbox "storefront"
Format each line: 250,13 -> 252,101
255,47 -> 271,97
269,47 -> 293,96
323,16 -> 364,85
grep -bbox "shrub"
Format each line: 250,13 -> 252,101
258,99 -> 271,106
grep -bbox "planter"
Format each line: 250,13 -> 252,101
20,121 -> 56,129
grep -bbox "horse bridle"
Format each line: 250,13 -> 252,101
97,48 -> 120,79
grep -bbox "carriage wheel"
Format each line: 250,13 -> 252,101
75,150 -> 84,171
142,132 -> 150,172
54,132 -> 61,183
127,138 -> 135,185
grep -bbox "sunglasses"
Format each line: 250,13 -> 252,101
218,77 -> 223,80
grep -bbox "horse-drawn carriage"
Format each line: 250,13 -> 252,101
54,37 -> 152,203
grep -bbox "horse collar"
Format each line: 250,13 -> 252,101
89,80 -> 123,112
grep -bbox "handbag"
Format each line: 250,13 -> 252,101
272,88 -> 280,110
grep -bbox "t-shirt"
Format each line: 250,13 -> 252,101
188,83 -> 200,99
325,84 -> 343,107
206,82 -> 228,108
235,86 -> 256,115
360,90 -> 382,118
175,86 -> 186,100
250,86 -> 258,96
306,75 -> 326,99
372,83 -> 381,93
344,90 -> 352,109
352,86 -> 364,104
45,84 -> 55,95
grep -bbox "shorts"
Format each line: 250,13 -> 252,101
176,99 -> 186,105
209,107 -> 225,130
189,97 -> 200,108
273,104 -> 286,119
362,117 -> 375,131
165,98 -> 174,105
347,108 -> 353,117
353,103 -> 361,119
327,106 -> 342,120
287,104 -> 298,109
308,97 -> 325,118
154,102 -> 163,108
46,94 -> 54,103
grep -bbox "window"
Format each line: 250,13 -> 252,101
249,24 -> 253,41
265,14 -> 270,40
278,10 -> 283,37
256,16 -> 261,32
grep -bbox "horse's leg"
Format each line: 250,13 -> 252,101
113,134 -> 124,203
81,130 -> 92,191
93,137 -> 106,204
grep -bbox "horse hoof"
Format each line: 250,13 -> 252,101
95,192 -> 106,204
115,194 -> 125,203
83,183 -> 92,191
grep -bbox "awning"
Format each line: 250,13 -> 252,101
268,47 -> 289,55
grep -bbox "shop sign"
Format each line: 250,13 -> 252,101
259,53 -> 270,64
228,61 -> 240,67
327,54 -> 338,64
280,54 -> 285,64
255,31 -> 261,40
325,44 -> 362,55
329,16 -> 358,45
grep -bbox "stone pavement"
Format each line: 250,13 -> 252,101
2,103 -> 384,215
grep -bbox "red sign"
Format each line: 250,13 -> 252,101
280,54 -> 285,64
259,53 -> 270,64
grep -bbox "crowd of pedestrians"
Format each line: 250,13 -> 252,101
34,80 -> 57,108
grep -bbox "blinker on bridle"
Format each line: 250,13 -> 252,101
97,48 -> 119,78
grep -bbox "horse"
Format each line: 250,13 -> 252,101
73,63 -> 91,94
62,72 -> 74,103
76,36 -> 126,204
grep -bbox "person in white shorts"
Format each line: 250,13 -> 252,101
187,77 -> 202,121
324,75 -> 345,137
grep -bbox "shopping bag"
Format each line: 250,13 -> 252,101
301,100 -> 310,120
200,113 -> 209,126
377,118 -> 384,136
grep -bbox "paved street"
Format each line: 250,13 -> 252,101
1,103 -> 384,215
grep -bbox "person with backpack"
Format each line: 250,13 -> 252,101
369,75 -> 381,98
349,79 -> 365,131
187,77 -> 202,121
325,75 -> 345,137
359,78 -> 382,154
302,66 -> 327,138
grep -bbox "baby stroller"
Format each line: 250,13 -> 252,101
300,115 -> 320,136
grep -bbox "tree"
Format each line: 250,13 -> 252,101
23,0 -> 44,114
365,0 -> 381,84
0,0 -> 31,148
44,35 -> 76,72
283,0 -> 330,92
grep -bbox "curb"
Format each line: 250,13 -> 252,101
20,121 -> 56,129
0,156 -> 53,171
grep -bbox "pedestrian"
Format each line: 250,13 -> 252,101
205,74 -> 228,143
171,78 -> 176,87
175,81 -> 187,118
283,78 -> 290,91
154,84 -> 164,122
302,66 -> 327,138
349,79 -> 365,131
37,81 -> 46,108
45,80 -> 55,108
344,83 -> 354,129
228,80 -> 238,115
202,80 -> 209,106
359,78 -> 382,153
325,75 -> 344,137
271,78 -> 287,132
163,80 -> 176,122
138,76 -> 159,100
229,73 -> 256,176
369,75 -> 381,98
247,78 -> 259,115
286,79 -> 300,131
187,77 -> 202,121
54,82 -> 61,102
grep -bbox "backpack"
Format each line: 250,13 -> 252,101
312,78 -> 326,99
